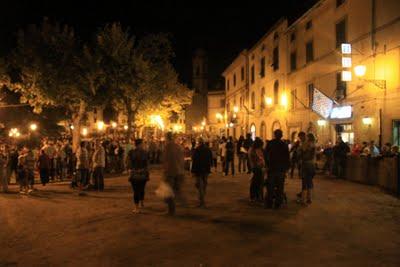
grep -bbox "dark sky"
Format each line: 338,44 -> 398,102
1,0 -> 317,88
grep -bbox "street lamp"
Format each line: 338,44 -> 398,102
317,120 -> 327,126
265,97 -> 273,106
81,127 -> 88,137
97,121 -> 105,131
354,65 -> 367,77
280,93 -> 288,108
362,117 -> 372,126
111,121 -> 117,129
30,123 -> 38,131
124,125 -> 129,131
233,106 -> 239,113
354,65 -> 386,89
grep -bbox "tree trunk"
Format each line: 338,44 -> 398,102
72,100 -> 86,152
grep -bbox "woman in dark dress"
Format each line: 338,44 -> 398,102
127,139 -> 149,214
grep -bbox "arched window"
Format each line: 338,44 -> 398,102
251,92 -> 255,110
261,87 -> 265,108
274,80 -> 279,105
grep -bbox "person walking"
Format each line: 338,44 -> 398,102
0,144 -> 8,193
264,130 -> 290,209
191,138 -> 213,207
248,137 -> 265,202
225,136 -> 235,176
237,135 -> 247,173
92,140 -> 106,191
332,137 -> 350,179
162,132 -> 185,215
37,149 -> 50,186
298,133 -> 317,205
127,139 -> 149,214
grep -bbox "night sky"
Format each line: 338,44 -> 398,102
1,0 -> 317,89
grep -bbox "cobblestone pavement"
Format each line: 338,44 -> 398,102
0,168 -> 399,267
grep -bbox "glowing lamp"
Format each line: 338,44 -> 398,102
354,65 -> 366,77
30,123 -> 37,131
265,97 -> 273,106
215,113 -> 223,120
70,125 -> 74,130
362,117 -> 372,126
124,125 -> 129,131
341,43 -> 352,54
97,121 -> 105,131
111,122 -> 117,128
233,106 -> 239,113
280,93 -> 288,107
81,127 -> 88,136
201,120 -> 206,126
317,120 -> 327,126
229,122 -> 234,128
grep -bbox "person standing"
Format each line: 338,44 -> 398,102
162,132 -> 185,215
244,133 -> 254,174
25,147 -> 36,193
7,146 -> 18,184
225,136 -> 235,176
191,138 -> 213,207
237,135 -> 247,173
37,150 -> 50,186
76,141 -> 89,192
298,133 -> 317,205
17,148 -> 28,194
332,137 -> 350,178
127,139 -> 149,213
0,144 -> 8,193
218,137 -> 227,173
248,137 -> 265,202
289,140 -> 300,179
92,140 -> 106,191
264,130 -> 290,209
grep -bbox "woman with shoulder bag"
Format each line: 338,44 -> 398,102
127,139 -> 149,214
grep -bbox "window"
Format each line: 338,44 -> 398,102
251,65 -> 255,84
220,99 -> 225,108
274,80 -> 279,105
273,47 -> 279,71
336,72 -> 347,99
261,44 -> 265,51
336,0 -> 346,7
226,79 -> 230,91
233,74 -> 236,87
336,18 -> 347,48
290,51 -> 297,72
306,40 -> 314,63
273,32 -> 279,40
251,92 -> 255,109
306,20 -> 312,30
291,89 -> 297,110
241,66 -> 244,81
260,57 -> 265,78
240,96 -> 243,108
308,83 -> 314,107
290,32 -> 296,42
261,87 -> 265,108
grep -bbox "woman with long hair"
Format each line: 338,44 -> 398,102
248,137 -> 265,202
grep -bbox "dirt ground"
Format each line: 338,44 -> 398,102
1,168 -> 400,267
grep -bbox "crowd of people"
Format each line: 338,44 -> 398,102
0,130 -> 398,216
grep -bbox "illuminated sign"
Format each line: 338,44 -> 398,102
311,87 -> 334,119
341,71 -> 352,81
341,43 -> 352,54
330,106 -> 352,119
342,57 -> 352,68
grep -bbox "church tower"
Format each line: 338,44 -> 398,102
185,49 -> 209,132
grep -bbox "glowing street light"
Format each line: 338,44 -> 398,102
29,123 -> 38,131
280,93 -> 288,108
265,97 -> 273,106
70,125 -> 75,130
233,106 -> 239,113
341,70 -> 352,81
216,113 -> 223,120
362,117 -> 372,126
229,122 -> 234,128
111,121 -> 117,129
317,120 -> 327,126
81,127 -> 88,137
9,128 -> 20,138
201,120 -> 206,127
354,65 -> 367,77
97,121 -> 105,131
124,125 -> 129,131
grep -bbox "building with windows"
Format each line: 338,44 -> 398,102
207,90 -> 225,136
222,0 -> 400,146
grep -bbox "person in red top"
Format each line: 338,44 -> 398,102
248,137 -> 265,202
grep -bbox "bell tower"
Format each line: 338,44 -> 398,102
192,49 -> 208,95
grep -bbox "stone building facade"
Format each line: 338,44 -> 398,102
222,0 -> 400,146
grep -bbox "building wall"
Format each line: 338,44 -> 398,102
222,0 -> 400,146
207,91 -> 225,136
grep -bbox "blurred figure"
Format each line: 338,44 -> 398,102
7,146 -> 18,184
17,147 -> 28,194
381,143 -> 392,157
25,146 -> 36,192
76,141 -> 89,193
162,132 -> 185,215
237,135 -> 247,173
127,139 -> 149,214
244,133 -> 254,174
218,137 -> 227,173
248,137 -> 265,202
191,138 -> 213,207
332,137 -> 350,178
264,130 -> 290,209
289,140 -> 300,179
369,141 -> 380,157
322,142 -> 333,174
298,133 -> 317,205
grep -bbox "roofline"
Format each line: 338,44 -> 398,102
222,49 -> 248,76
248,17 -> 288,53
286,0 -> 326,32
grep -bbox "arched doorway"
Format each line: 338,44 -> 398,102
250,124 -> 256,140
260,121 -> 266,141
